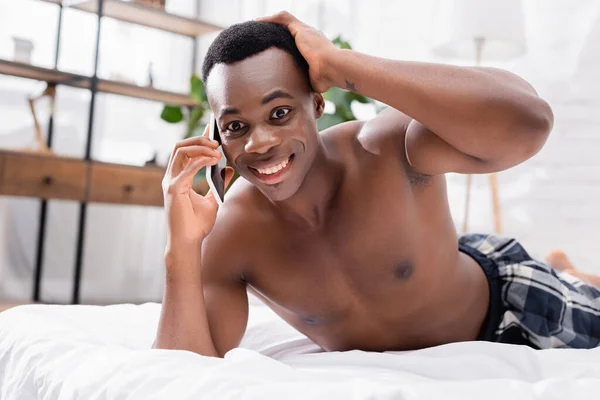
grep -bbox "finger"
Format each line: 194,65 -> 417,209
166,133 -> 218,173
204,188 -> 216,204
170,146 -> 221,178
202,123 -> 210,138
177,135 -> 218,150
171,156 -> 217,189
177,145 -> 221,160
259,10 -> 297,24
257,11 -> 302,33
171,146 -> 220,178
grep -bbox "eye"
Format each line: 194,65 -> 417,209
225,121 -> 246,132
270,108 -> 291,120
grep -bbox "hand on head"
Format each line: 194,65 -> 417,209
258,11 -> 338,93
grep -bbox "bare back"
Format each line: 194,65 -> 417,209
202,114 -> 490,353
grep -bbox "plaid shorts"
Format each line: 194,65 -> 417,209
459,233 -> 600,349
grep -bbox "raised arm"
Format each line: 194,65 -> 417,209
153,127 -> 246,358
261,11 -> 554,175
324,54 -> 554,174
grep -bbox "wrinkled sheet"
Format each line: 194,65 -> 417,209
0,303 -> 598,399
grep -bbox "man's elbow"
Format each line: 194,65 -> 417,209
504,96 -> 553,164
489,98 -> 553,170
522,97 -> 554,158
532,98 -> 554,138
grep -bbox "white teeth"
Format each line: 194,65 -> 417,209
256,157 -> 289,175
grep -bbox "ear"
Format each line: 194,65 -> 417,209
313,92 -> 325,119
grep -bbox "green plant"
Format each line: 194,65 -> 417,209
160,75 -> 208,138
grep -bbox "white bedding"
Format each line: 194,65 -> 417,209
0,303 -> 599,399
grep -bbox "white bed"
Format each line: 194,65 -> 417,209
0,303 -> 598,399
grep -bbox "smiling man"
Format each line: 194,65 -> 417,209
154,12 -> 600,357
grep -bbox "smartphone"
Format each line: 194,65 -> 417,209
206,114 -> 227,205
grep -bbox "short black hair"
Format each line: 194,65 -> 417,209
201,21 -> 310,85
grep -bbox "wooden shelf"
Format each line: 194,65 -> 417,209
0,59 -> 89,89
0,59 -> 196,106
0,150 -> 168,206
97,78 -> 196,106
66,0 -> 222,37
38,0 -> 222,37
0,150 -> 88,201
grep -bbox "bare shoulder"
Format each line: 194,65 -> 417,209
357,108 -> 412,154
320,109 -> 411,156
320,110 -> 432,186
201,178 -> 263,283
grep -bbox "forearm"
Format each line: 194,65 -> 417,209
325,49 -> 553,161
153,246 -> 219,358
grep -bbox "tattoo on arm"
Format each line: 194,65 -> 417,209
408,170 -> 433,187
345,79 -> 358,93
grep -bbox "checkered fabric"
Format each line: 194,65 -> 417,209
459,233 -> 600,349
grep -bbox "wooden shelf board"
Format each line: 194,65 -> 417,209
68,0 -> 222,37
97,78 -> 196,106
0,149 -> 81,161
0,150 -> 209,207
0,149 -> 166,171
0,150 -> 167,206
0,59 -> 89,89
0,59 -> 195,106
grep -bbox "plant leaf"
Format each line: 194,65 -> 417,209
323,87 -> 346,104
317,113 -> 345,130
185,107 -> 205,138
160,105 -> 184,123
190,75 -> 207,104
346,91 -> 371,104
332,36 -> 352,50
336,103 -> 354,121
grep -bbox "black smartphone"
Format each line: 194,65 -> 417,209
206,114 -> 227,205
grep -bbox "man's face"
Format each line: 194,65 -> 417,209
206,48 -> 324,201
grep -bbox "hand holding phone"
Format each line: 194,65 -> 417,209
162,123 -> 233,247
206,114 -> 228,205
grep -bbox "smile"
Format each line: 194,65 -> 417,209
249,154 -> 295,185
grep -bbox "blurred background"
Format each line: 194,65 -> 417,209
0,0 -> 598,306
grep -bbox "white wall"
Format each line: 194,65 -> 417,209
0,0 -> 598,305
361,0 -> 600,272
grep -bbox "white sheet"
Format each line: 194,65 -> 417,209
1,303 -> 599,399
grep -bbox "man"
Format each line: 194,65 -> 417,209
154,12 -> 600,357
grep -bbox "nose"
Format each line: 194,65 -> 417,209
244,125 -> 282,154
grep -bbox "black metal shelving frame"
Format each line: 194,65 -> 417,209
0,0 -> 216,304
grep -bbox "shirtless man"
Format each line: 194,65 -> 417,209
154,12 -> 600,356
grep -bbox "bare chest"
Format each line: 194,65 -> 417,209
234,133 -> 464,350
245,171 -> 428,340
